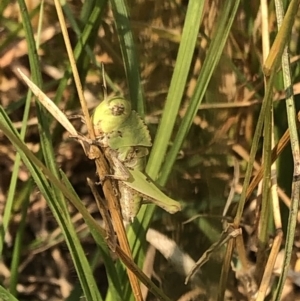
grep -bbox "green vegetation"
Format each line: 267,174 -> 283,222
0,0 -> 300,300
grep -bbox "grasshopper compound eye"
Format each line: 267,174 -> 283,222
111,103 -> 125,116
108,97 -> 131,117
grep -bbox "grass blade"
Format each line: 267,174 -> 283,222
110,0 -> 145,114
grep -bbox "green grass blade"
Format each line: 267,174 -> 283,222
17,0 -> 56,170
147,0 -> 205,179
0,6 -> 40,54
0,92 -> 32,259
126,1 -> 241,270
2,4 -> 42,290
0,11 -> 35,285
53,1 -> 106,107
110,0 -> 145,114
0,285 -> 19,301
59,172 -> 123,300
0,109 -> 103,301
120,0 -> 205,296
9,181 -> 32,295
159,0 -> 240,185
273,0 -> 300,299
61,0 -> 106,88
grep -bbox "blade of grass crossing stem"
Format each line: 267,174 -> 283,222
53,0 -> 94,138
8,3 -> 62,295
16,8 -> 75,295
233,75 -> 277,225
110,0 -> 145,114
17,0 -> 61,182
0,111 -> 103,301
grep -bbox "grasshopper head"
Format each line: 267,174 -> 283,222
92,97 -> 131,135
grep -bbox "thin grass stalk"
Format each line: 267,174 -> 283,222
256,83 -> 273,281
274,0 -> 300,299
35,0 -> 44,49
256,231 -> 283,301
234,70 -> 276,225
16,0 -> 61,179
0,91 -> 32,257
256,0 -> 279,282
217,239 -> 235,301
9,186 -> 31,295
7,5 -> 46,293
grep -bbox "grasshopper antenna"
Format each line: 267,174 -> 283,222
101,62 -> 107,99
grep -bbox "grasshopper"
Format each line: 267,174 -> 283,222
17,68 -> 181,223
92,96 -> 181,222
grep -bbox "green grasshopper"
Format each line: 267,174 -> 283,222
92,96 -> 181,222
17,68 -> 181,223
